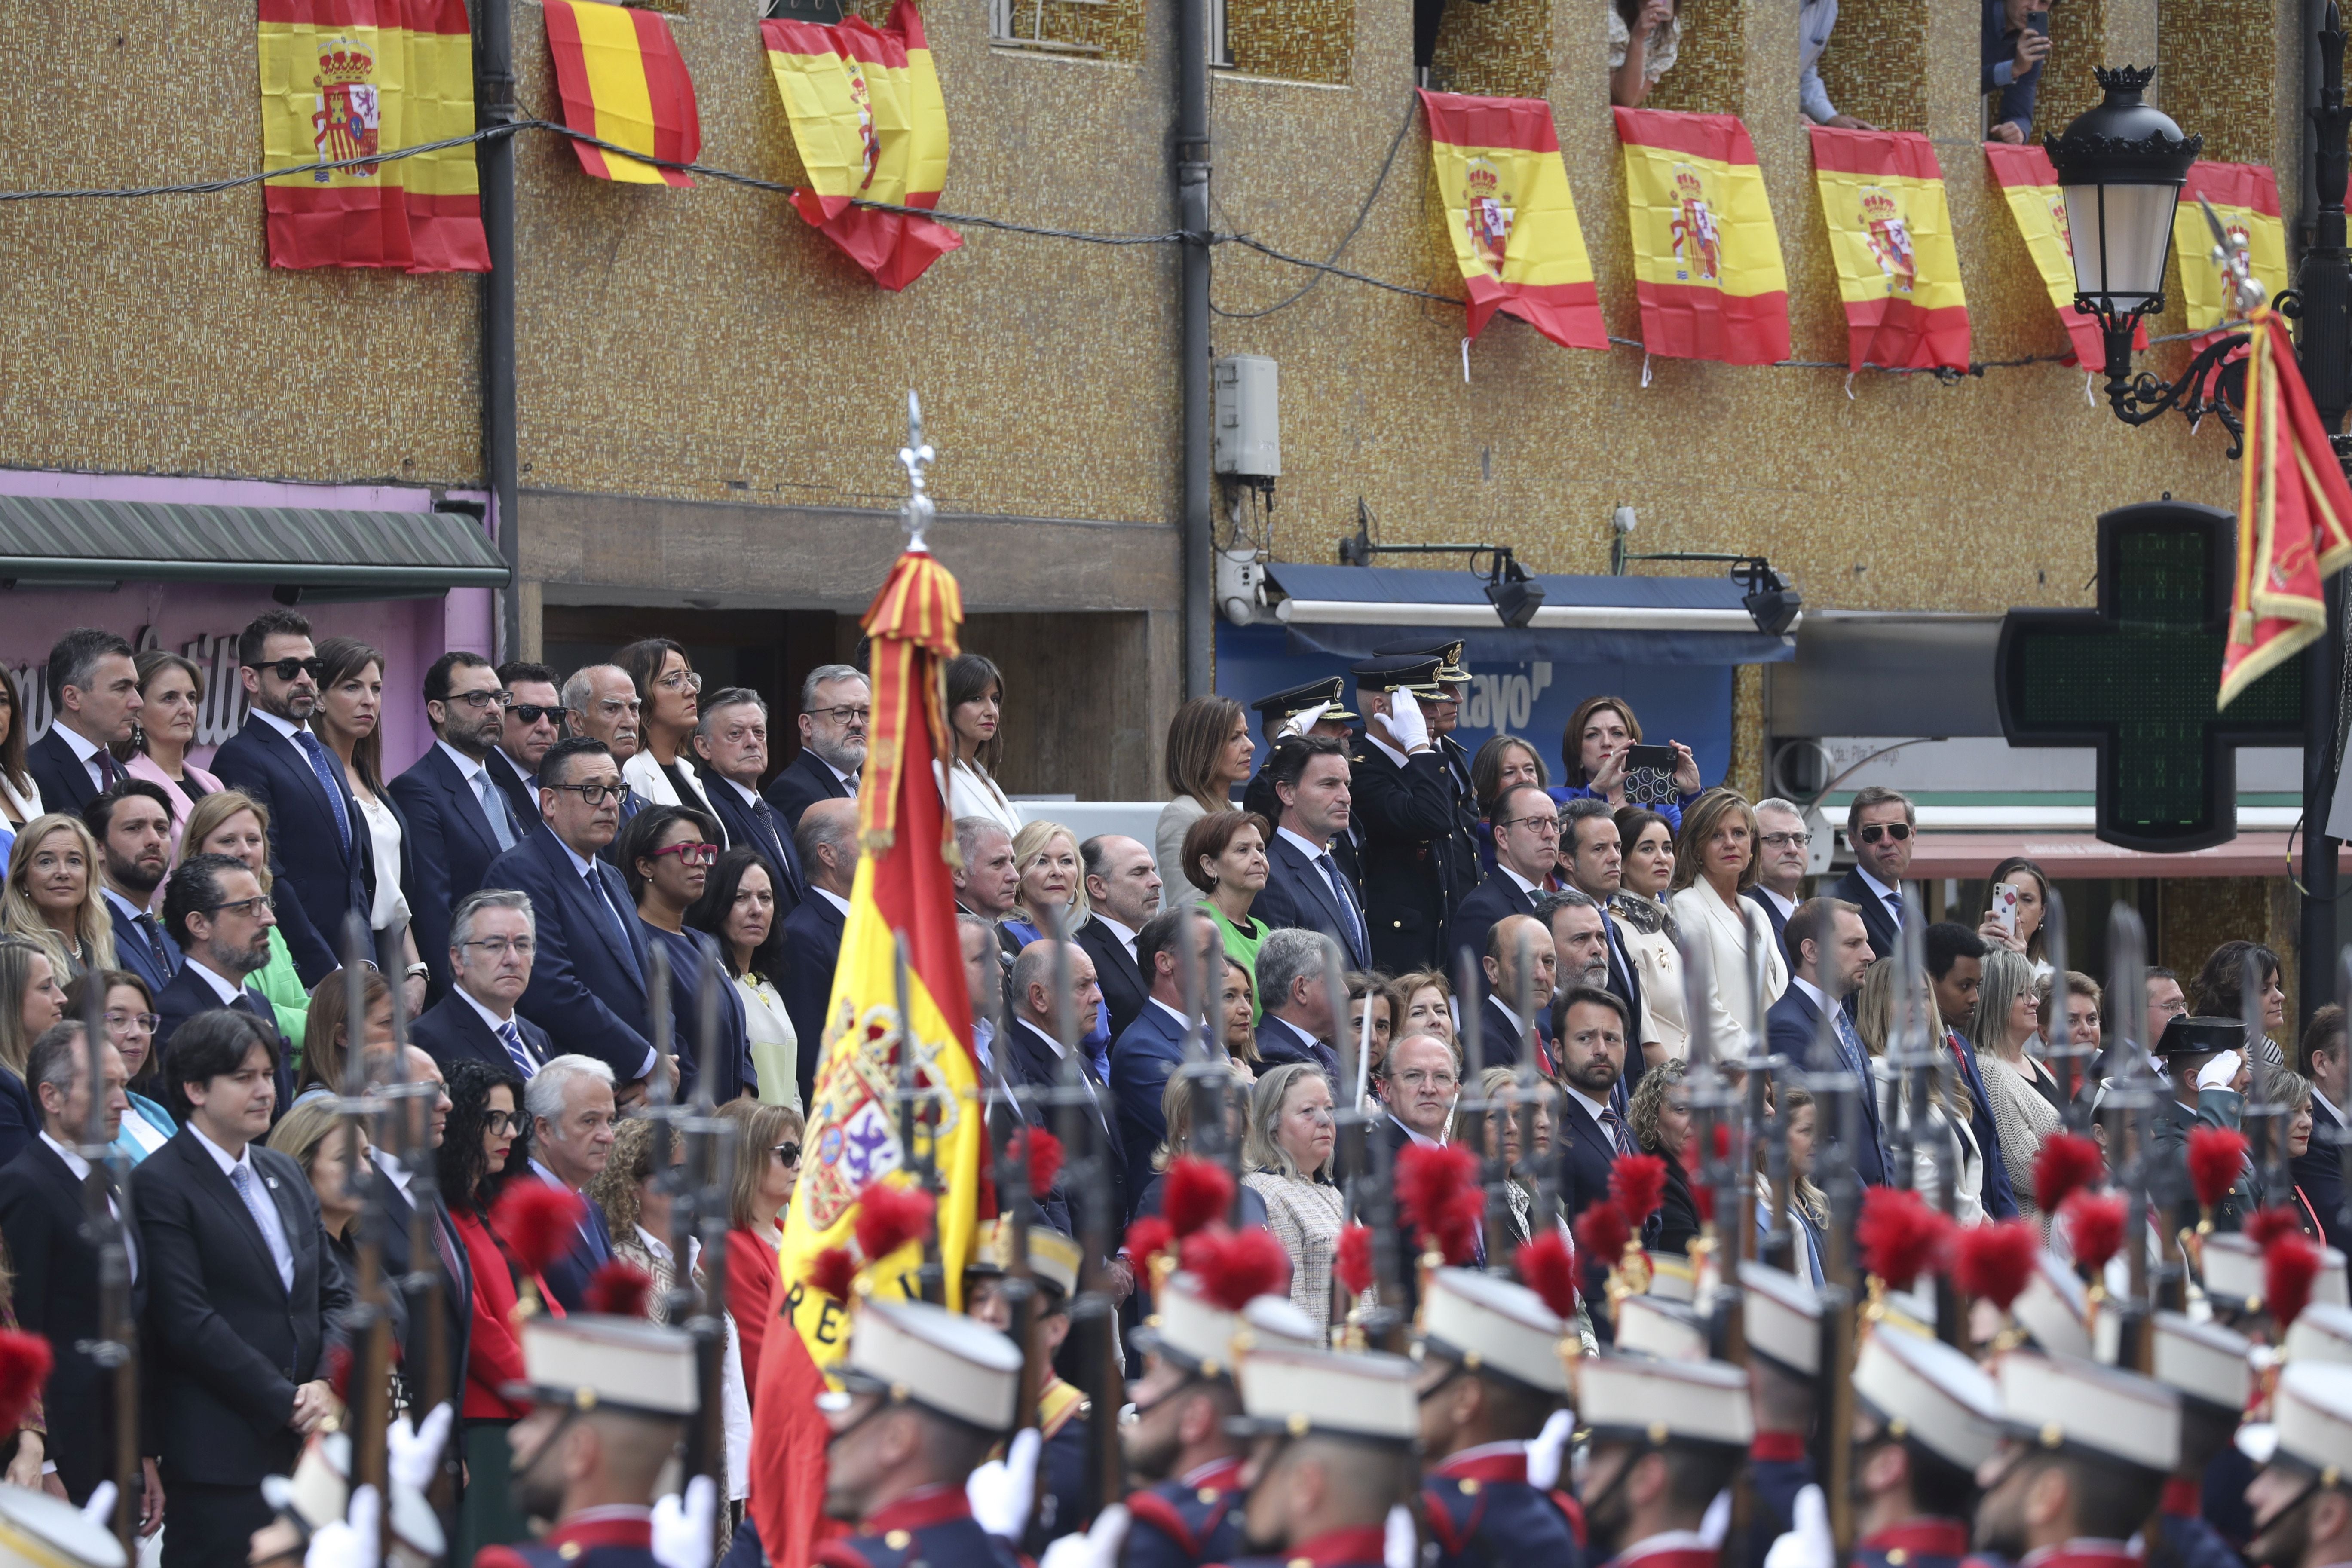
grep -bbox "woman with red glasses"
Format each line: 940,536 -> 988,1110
616,803 -> 754,1103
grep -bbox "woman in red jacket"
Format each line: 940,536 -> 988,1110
717,1099 -> 802,1409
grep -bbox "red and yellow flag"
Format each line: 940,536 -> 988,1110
257,0 -> 486,272
762,3 -> 961,290
542,0 -> 701,186
1808,127 -> 1969,374
1418,91 -> 1607,352
1614,108 -> 1789,364
2221,309 -> 2352,708
1983,141 -> 2142,366
2177,162 -> 2288,338
751,540 -> 981,1567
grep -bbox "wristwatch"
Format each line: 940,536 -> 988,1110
403,962 -> 430,981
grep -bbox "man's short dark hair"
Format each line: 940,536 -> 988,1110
1553,983 -> 1630,1039
162,852 -> 247,950
423,650 -> 495,707
1136,906 -> 1208,975
1845,784 -> 1915,837
163,1008 -> 278,1126
1559,796 -> 1615,847
2303,1004 -> 2349,1081
2149,966 -> 2178,983
1490,784 -> 1553,842
1263,734 -> 1347,803
539,735 -> 613,790
46,628 -> 136,708
1783,898 -> 1858,972
1533,887 -> 1602,922
237,608 -> 312,668
1923,922 -> 1988,982
25,1022 -> 89,1115
83,779 -> 175,845
497,660 -> 560,691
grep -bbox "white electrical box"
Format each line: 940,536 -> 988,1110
1213,355 -> 1280,479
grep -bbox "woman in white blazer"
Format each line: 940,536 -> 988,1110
1664,788 -> 1786,1053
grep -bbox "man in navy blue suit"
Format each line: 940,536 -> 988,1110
389,651 -> 530,1002
86,780 -> 180,998
519,1053 -> 621,1314
480,737 -> 658,1090
24,628 -> 144,820
1076,833 -> 1161,1047
1553,984 -> 1646,1334
1252,928 -> 1342,1082
692,686 -> 806,910
207,609 -> 371,987
1745,797 -> 1810,967
1767,898 -> 1889,1188
765,664 -> 867,833
1828,787 -> 1917,962
152,855 -> 295,1116
1923,922 -> 2016,1219
493,659 -> 566,820
1477,913 -> 1556,1074
778,797 -> 859,1110
1557,799 -> 1647,1050
1444,782 -> 1556,983
409,888 -> 554,1079
2299,1006 -> 2351,1250
1107,907 -> 1222,1200
1251,735 -> 1369,970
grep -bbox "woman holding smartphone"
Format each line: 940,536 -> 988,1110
1978,856 -> 2055,982
1551,695 -> 1704,830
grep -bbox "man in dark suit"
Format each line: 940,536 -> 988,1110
765,664 -> 868,832
693,687 -> 806,910
1746,797 -> 1810,966
1557,799 -> 1647,1048
1372,1029 -> 1479,1302
480,737 -> 657,1090
2300,1007 -> 2351,1250
778,797 -> 858,1109
1348,657 -> 1473,974
372,1046 -> 474,1436
86,780 -> 181,998
1445,782 -> 1556,982
1106,908 -> 1221,1201
1476,913 -> 1556,1074
520,1054 -> 621,1314
1552,984 -> 1646,1336
997,937 -> 1131,1236
1766,898 -> 1889,1188
1827,786 -> 1917,962
410,889 -> 554,1079
207,609 -> 373,986
388,651 -> 530,1002
1924,922 -> 2016,1219
1252,928 -> 1341,1082
24,628 -> 144,818
135,1008 -> 352,1568
1253,735 -> 1370,970
493,660 -> 567,822
1076,834 -> 1161,1047
0,1021 -> 154,1511
154,854 -> 297,1107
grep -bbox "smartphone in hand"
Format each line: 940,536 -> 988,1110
1623,744 -> 1679,807
1988,881 -> 2020,937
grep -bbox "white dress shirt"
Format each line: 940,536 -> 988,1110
190,1119 -> 292,1283
187,958 -> 248,1006
51,722 -> 113,793
1095,914 -> 1139,963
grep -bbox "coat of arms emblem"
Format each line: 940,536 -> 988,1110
1463,156 -> 1513,275
800,994 -> 957,1232
844,57 -> 882,190
1669,164 -> 1721,282
1860,186 -> 1916,292
311,36 -> 381,182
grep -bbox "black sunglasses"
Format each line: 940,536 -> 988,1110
246,656 -> 326,683
775,1141 -> 802,1164
1856,822 -> 1914,845
507,702 -> 569,726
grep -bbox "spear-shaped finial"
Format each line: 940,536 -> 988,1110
899,390 -> 937,552
2201,195 -> 2267,319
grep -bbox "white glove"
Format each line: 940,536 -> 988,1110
1038,1503 -> 1130,1568
1526,1409 -> 1574,1491
1763,1485 -> 1834,1568
386,1403 -> 453,1495
1698,1487 -> 1733,1550
80,1483 -> 117,1531
652,1476 -> 718,1568
1385,688 -> 1430,751
2196,1050 -> 2244,1091
966,1427 -> 1041,1542
306,1484 -> 380,1568
1280,702 -> 1331,739
1384,1503 -> 1418,1568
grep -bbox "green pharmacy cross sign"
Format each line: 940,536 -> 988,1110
1994,501 -> 2302,853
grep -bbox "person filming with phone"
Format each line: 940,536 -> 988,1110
1983,0 -> 2052,142
1551,696 -> 1703,830
1977,857 -> 2055,982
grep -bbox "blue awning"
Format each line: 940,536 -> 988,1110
1260,563 -> 1796,666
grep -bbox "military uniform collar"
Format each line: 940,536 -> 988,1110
1857,1518 -> 1971,1559
544,1506 -> 655,1553
860,1484 -> 975,1536
1433,1442 -> 1530,1485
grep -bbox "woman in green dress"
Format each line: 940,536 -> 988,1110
1181,809 -> 1273,1016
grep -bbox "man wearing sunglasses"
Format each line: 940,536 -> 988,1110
494,660 -> 567,818
208,608 -> 373,986
392,650 -> 532,1004
1828,785 -> 1917,962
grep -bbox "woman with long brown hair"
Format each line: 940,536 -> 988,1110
1550,694 -> 1703,826
313,637 -> 424,1007
0,667 -> 40,845
941,653 -> 1021,836
1156,696 -> 1254,910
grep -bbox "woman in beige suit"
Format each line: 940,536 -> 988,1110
1666,788 -> 1785,1053
1611,806 -> 1687,1067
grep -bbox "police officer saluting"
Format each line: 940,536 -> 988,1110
1847,1325 -> 2004,1568
1209,1343 -> 1423,1568
1575,1355 -> 1754,1568
1349,654 -> 1473,974
1972,1354 -> 2180,1568
1415,1267 -> 1583,1568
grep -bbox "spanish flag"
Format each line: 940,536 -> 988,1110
1808,127 -> 1969,374
542,0 -> 701,186
257,0 -> 487,272
750,539 -> 982,1567
1614,108 -> 1789,364
2220,308 -> 2352,709
1983,141 -> 2141,367
1418,91 -> 1607,352
2177,162 -> 2288,338
763,3 -> 961,290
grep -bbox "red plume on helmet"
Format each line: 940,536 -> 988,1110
586,1259 -> 655,1318
1398,1143 -> 1481,1249
2060,1192 -> 2128,1276
493,1181 -> 586,1277
1180,1225 -> 1292,1311
1335,1223 -> 1375,1297
1856,1185 -> 1953,1290
2246,1207 -> 2306,1250
1010,1127 -> 1064,1195
1163,1157 -> 1237,1240
853,1181 -> 936,1263
1516,1229 -> 1580,1319
1952,1219 -> 2040,1311
2187,1127 -> 2249,1212
2032,1133 -> 2104,1216
1610,1153 -> 1668,1226
808,1246 -> 861,1301
2267,1231 -> 2324,1330
1124,1216 -> 1176,1272
1574,1199 -> 1632,1266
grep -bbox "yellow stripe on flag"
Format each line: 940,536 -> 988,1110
1427,140 -> 1595,290
1621,145 -> 1787,298
567,0 -> 668,186
763,41 -> 876,208
260,19 -> 475,194
1813,168 -> 1965,312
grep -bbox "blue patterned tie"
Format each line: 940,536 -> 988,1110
1317,852 -> 1365,962
585,867 -> 644,983
498,1018 -> 537,1079
293,730 -> 353,855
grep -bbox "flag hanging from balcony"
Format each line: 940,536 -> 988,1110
1983,141 -> 2142,367
1807,126 -> 1969,374
2175,162 -> 2288,338
256,0 -> 487,272
753,539 -> 983,1567
2221,308 -> 2352,709
763,2 -> 961,290
542,0 -> 701,185
1418,90 -> 1607,352
1614,108 -> 1789,364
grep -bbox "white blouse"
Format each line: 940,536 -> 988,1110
738,972 -> 802,1115
940,757 -> 1023,836
1666,879 -> 1787,1052
352,793 -> 410,935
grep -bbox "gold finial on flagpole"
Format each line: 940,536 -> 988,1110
899,390 -> 937,553
2202,195 -> 2266,319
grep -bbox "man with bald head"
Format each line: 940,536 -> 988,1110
998,938 -> 1136,1247
1481,913 -> 1556,1073
1076,833 -> 1162,1044
779,797 -> 860,1109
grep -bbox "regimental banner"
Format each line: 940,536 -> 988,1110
1418,90 -> 1608,352
1983,141 -> 2141,367
256,0 -> 487,272
542,0 -> 702,186
1614,108 -> 1789,364
1807,126 -> 1969,374
762,2 -> 961,290
2176,162 -> 2288,338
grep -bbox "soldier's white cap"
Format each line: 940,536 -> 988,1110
2149,1311 -> 2254,1416
2011,1251 -> 2092,1359
1616,1295 -> 1710,1363
1853,1327 -> 2004,1473
1232,1345 -> 1420,1446
1579,1356 -> 1755,1451
1418,1267 -> 1572,1396
514,1313 -> 699,1418
260,1432 -> 444,1568
2272,1362 -> 2352,1481
1741,1262 -> 1821,1377
0,1485 -> 125,1568
1995,1352 -> 2181,1477
1646,1253 -> 1697,1303
969,1220 -> 1082,1300
827,1298 -> 1025,1433
1241,1293 -> 1324,1353
2201,1234 -> 2266,1310
1133,1272 -> 1317,1378
2289,1303 -> 2352,1366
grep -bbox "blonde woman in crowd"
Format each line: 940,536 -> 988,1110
182,789 -> 312,1045
0,815 -> 114,980
1973,947 -> 2064,1216
1667,789 -> 1785,1051
1241,1062 -> 1342,1328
